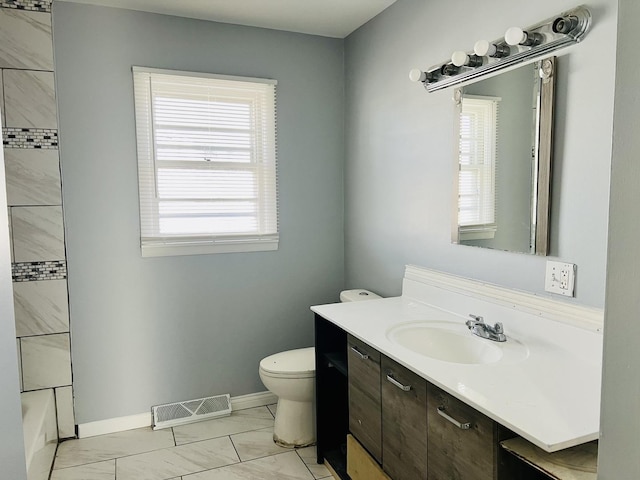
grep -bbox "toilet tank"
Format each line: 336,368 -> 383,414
340,289 -> 381,302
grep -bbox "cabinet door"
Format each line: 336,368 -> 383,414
381,355 -> 428,480
348,335 -> 382,463
427,383 -> 496,480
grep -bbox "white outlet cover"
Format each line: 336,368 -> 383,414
545,261 -> 576,297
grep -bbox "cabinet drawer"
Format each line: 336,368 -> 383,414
381,355 -> 427,480
427,384 -> 496,480
348,335 -> 382,463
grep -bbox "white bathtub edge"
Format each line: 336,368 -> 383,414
21,389 -> 57,479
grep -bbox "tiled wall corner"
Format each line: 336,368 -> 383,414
4,149 -> 62,205
55,386 -> 75,439
7,207 -> 13,262
11,206 -> 65,261
13,279 -> 69,336
0,8 -> 53,70
4,69 -> 57,129
0,0 -> 53,13
21,333 -> 72,390
0,0 -> 75,439
16,338 -> 22,392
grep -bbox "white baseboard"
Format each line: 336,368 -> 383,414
77,411 -> 152,439
231,391 -> 277,411
77,391 -> 278,439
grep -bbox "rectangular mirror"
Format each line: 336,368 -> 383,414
452,57 -> 555,255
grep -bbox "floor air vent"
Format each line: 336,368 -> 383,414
152,394 -> 232,430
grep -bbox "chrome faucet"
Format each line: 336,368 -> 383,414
466,314 -> 507,342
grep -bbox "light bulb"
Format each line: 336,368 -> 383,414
505,27 -> 527,46
409,69 -> 427,82
451,51 -> 469,67
505,26 -> 543,47
474,40 -> 510,58
451,51 -> 483,68
474,40 -> 495,57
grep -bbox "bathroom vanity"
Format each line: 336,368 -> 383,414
312,266 -> 603,480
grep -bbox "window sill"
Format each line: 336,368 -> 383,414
141,239 -> 279,257
459,225 -> 497,241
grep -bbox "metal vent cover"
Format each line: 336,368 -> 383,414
152,394 -> 231,430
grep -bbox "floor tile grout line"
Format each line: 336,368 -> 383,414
296,449 -> 317,479
52,457 -> 117,472
228,433 -> 243,463
54,426 -> 275,471
53,408 -> 282,474
174,424 -> 274,447
56,442 -> 313,480
117,434 -> 258,480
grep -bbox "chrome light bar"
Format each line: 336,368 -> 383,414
410,5 -> 591,93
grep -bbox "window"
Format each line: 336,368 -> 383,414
132,67 -> 278,257
457,95 -> 500,240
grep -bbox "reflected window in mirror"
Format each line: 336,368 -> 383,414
452,57 -> 555,255
458,96 -> 500,241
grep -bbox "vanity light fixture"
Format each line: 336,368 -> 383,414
451,51 -> 484,68
409,4 -> 591,92
440,63 -> 461,76
504,26 -> 544,47
473,40 -> 510,58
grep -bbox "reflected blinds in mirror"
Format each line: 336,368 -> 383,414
458,95 -> 500,240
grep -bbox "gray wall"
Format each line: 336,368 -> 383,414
344,0 -> 616,307
53,2 -> 345,423
599,0 -> 640,476
0,147 -> 27,477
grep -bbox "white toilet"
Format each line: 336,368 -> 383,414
259,289 -> 381,448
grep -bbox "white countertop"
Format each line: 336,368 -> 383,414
311,268 -> 603,453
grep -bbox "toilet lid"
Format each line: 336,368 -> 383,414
260,347 -> 315,376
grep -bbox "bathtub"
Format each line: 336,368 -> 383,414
22,390 -> 58,480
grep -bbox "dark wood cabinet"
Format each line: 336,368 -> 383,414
347,334 -> 382,463
314,314 -> 349,479
315,314 -> 528,480
428,383 -> 511,480
381,355 -> 428,480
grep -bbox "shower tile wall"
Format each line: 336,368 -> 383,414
0,0 -> 75,439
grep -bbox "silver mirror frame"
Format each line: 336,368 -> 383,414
534,56 -> 556,256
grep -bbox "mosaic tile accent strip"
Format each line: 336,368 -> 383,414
12,260 -> 67,281
3,127 -> 57,149
0,0 -> 52,13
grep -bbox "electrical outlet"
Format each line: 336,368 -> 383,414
545,261 -> 576,297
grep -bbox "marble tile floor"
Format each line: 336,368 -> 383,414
51,405 -> 334,480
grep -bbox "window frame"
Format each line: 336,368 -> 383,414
132,67 -> 278,257
456,94 -> 500,241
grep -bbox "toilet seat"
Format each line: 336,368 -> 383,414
259,347 -> 315,378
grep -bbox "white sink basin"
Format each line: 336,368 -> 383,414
386,321 -> 529,365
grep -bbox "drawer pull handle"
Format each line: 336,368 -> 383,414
350,346 -> 369,360
437,406 -> 471,430
386,373 -> 412,391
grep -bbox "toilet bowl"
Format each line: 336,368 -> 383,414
259,289 -> 381,448
259,347 -> 315,448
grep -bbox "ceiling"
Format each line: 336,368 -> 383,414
58,0 -> 398,38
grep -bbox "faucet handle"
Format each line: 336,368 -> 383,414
468,314 -> 484,324
493,322 -> 504,334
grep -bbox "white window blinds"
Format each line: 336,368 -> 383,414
458,95 -> 499,239
132,67 -> 278,257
